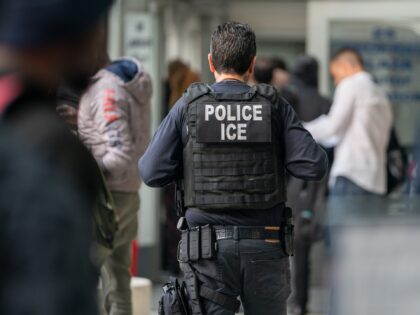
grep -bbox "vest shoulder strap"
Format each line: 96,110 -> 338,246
253,83 -> 279,105
183,82 -> 285,115
183,83 -> 213,105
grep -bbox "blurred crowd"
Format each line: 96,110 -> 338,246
0,0 -> 419,315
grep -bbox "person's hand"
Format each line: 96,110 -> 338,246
295,210 -> 318,245
57,104 -> 78,126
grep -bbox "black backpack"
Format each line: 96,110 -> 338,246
387,128 -> 408,194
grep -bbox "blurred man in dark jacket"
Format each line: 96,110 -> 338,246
287,55 -> 332,315
0,128 -> 97,315
0,0 -> 113,314
290,55 -> 331,122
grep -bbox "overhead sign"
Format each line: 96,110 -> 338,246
331,23 -> 420,104
124,13 -> 154,73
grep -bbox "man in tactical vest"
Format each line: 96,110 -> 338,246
140,21 -> 328,315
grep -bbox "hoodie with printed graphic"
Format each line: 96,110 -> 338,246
78,57 -> 152,192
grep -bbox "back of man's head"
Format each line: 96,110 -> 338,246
330,47 -> 365,85
210,21 -> 256,75
253,57 -> 274,84
331,47 -> 364,69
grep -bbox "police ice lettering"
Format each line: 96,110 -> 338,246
204,104 -> 263,141
196,101 -> 271,143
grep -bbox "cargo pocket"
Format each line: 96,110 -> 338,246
251,257 -> 291,299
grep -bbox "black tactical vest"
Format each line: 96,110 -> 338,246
182,83 -> 287,210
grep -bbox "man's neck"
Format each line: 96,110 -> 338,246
215,72 -> 247,83
345,68 -> 364,81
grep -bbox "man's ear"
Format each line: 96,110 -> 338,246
208,53 -> 216,73
248,56 -> 257,76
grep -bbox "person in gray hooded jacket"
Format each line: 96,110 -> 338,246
78,55 -> 152,315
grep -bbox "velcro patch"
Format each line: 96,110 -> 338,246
196,102 -> 271,143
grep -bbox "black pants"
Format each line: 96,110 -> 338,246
186,239 -> 291,315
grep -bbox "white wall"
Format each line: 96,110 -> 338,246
228,1 -> 307,40
164,4 -> 203,72
162,1 -> 308,75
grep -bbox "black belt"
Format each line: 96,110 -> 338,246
213,226 -> 281,241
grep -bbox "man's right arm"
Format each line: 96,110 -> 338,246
139,98 -> 185,187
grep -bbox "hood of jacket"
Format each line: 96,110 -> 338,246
99,57 -> 152,104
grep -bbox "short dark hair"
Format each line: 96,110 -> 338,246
254,57 -> 274,84
331,47 -> 364,68
292,54 -> 319,88
271,57 -> 288,71
210,21 -> 257,75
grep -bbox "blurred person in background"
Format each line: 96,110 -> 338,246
0,128 -> 97,315
167,60 -> 200,110
287,55 -> 332,315
290,55 -> 331,122
252,57 -> 274,85
305,47 -> 392,196
253,56 -> 299,110
57,76 -> 119,269
0,0 -> 113,314
56,84 -> 85,130
161,60 -> 200,274
78,41 -> 152,315
272,57 -> 300,111
271,57 -> 290,90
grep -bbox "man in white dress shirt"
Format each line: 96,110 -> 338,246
305,47 -> 393,195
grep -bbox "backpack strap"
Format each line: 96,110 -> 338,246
0,74 -> 23,115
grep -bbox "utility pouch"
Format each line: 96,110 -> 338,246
178,230 -> 189,263
189,227 -> 200,262
201,224 -> 216,259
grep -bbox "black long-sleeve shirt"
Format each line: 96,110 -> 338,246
140,80 -> 328,226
